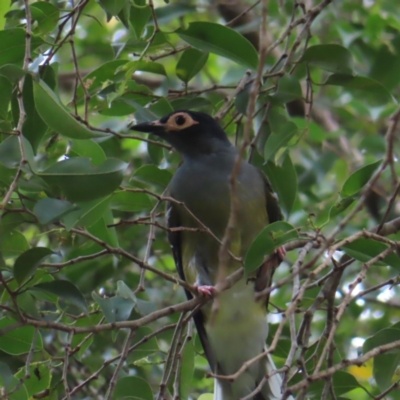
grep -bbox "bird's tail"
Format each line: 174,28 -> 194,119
213,352 -> 290,400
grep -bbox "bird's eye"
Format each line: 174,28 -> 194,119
175,115 -> 186,126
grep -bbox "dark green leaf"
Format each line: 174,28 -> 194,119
0,135 -> 21,168
299,44 -> 353,74
264,154 -> 298,216
0,64 -> 27,82
127,327 -> 159,364
14,247 -> 54,285
33,198 -> 77,224
176,48 -> 209,83
308,371 -> 361,397
0,75 -> 12,119
264,120 -> 297,161
329,196 -> 355,220
176,22 -> 258,69
31,280 -> 88,313
69,139 -> 107,166
244,221 -> 298,275
341,160 -> 382,197
30,2 -> 59,35
39,158 -> 128,202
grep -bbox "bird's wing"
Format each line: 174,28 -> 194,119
260,171 -> 283,224
166,202 -> 217,371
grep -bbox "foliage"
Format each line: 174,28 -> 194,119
0,0 -> 400,399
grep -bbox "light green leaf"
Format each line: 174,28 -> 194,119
341,160 -> 382,197
33,80 -> 108,140
0,318 -> 43,355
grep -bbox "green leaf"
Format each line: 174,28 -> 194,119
270,74 -> 303,104
33,198 -> 77,224
179,340 -> 195,399
0,230 -> 29,259
364,325 -> 400,391
299,44 -> 353,74
341,160 -> 382,197
264,154 -> 298,216
22,74 -> 48,152
112,376 -> 153,400
69,139 -> 107,165
176,48 -> 209,83
15,362 -> 51,397
132,165 -> 172,189
30,280 -> 88,313
0,64 -> 27,82
98,0 -> 127,16
130,2 -> 151,38
122,60 -> 167,76
0,135 -> 21,168
244,221 -> 298,275
264,120 -> 298,161
33,80 -> 108,140
93,291 -> 136,323
329,196 -> 355,220
30,2 -> 59,36
127,327 -> 159,364
0,375 -> 28,400
176,22 -> 258,69
62,195 -> 113,230
39,158 -> 128,202
308,371 -> 361,397
14,247 -> 54,285
0,317 -> 43,355
111,191 -> 154,212
0,75 -> 12,119
324,74 -> 392,105
0,28 -> 43,67
341,238 -> 400,270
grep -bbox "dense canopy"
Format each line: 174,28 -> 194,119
0,0 -> 400,399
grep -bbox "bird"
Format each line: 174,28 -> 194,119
131,110 -> 286,400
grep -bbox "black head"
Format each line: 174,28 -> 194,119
130,110 -> 232,158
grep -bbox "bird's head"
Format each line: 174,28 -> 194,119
130,110 -> 232,158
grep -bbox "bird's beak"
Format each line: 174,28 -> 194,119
130,119 -> 165,134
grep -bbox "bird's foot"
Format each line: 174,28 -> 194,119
276,246 -> 286,262
194,284 -> 215,298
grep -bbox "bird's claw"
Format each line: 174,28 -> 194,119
195,284 -> 215,298
276,246 -> 286,262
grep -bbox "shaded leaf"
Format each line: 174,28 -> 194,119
33,198 -> 77,224
244,221 -> 298,275
132,165 -> 172,189
299,44 -> 353,74
30,280 -> 88,313
14,247 -> 54,285
93,292 -> 136,323
111,191 -> 154,212
112,376 -> 153,400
